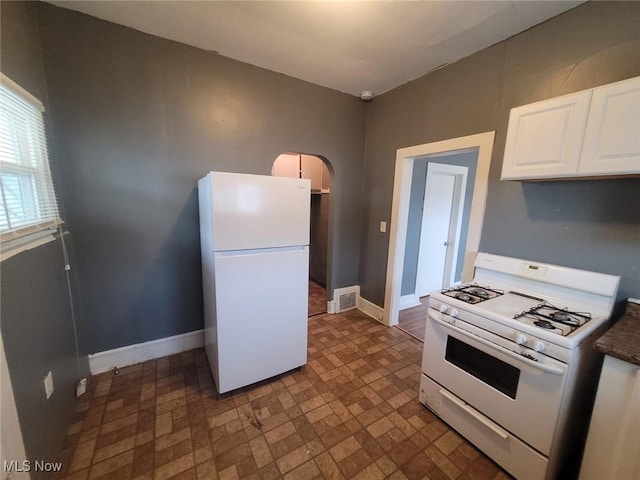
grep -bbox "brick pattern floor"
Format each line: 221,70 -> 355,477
308,282 -> 327,317
54,310 -> 511,480
397,297 -> 429,342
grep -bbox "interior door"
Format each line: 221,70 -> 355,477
416,163 -> 466,296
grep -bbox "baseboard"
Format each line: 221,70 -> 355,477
357,295 -> 385,324
327,300 -> 336,314
399,294 -> 421,310
88,330 -> 204,375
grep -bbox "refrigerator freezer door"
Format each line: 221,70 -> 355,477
210,246 -> 309,394
209,172 -> 310,251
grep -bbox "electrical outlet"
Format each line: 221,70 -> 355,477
44,370 -> 54,399
76,378 -> 87,397
380,221 -> 387,233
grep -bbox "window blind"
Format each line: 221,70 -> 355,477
0,73 -> 61,243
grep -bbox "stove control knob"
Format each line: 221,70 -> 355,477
533,341 -> 546,352
439,304 -> 448,313
515,334 -> 528,345
450,309 -> 459,318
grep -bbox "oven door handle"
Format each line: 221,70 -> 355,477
429,312 -> 566,376
439,388 -> 509,440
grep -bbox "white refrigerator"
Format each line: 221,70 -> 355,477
198,171 -> 310,394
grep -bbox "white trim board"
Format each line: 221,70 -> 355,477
1,336 -> 29,480
384,131 -> 496,327
88,330 -> 204,375
0,231 -> 56,262
399,294 -> 421,310
357,295 -> 385,324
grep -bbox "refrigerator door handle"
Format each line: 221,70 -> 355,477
215,245 -> 308,257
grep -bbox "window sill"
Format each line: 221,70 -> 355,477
1,228 -> 59,262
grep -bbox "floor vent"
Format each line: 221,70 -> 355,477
333,286 -> 360,313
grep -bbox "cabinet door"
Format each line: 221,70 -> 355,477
301,154 -> 323,191
580,355 -> 640,480
321,162 -> 331,192
272,153 -> 301,178
501,91 -> 592,180
578,77 -> 640,176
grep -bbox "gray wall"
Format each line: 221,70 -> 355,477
360,1 -> 640,306
35,2 -> 367,353
0,1 -> 89,474
401,151 -> 478,296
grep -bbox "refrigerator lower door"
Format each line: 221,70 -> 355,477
210,246 -> 309,394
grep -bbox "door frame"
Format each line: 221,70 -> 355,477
383,131 -> 495,326
416,162 -> 468,297
1,335 -> 29,480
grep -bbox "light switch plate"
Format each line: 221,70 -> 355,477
380,221 -> 387,233
44,370 -> 54,399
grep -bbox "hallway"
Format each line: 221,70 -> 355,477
308,282 -> 326,317
396,297 -> 428,342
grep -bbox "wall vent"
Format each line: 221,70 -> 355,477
332,286 -> 360,313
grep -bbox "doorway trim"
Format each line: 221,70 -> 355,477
415,162 -> 468,298
383,131 -> 495,326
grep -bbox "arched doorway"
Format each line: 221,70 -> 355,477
272,153 -> 333,316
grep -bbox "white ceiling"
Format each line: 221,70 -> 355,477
48,1 -> 583,97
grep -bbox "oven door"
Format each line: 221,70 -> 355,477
423,310 -> 568,455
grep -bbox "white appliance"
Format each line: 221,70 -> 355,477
419,253 -> 620,480
198,171 -> 310,394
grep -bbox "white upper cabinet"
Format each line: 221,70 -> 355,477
501,76 -> 640,181
578,77 -> 640,175
501,91 -> 592,180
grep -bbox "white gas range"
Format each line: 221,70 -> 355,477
419,253 -> 620,480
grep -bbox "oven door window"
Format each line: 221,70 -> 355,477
445,336 -> 520,399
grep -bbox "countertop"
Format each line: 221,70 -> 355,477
594,301 -> 640,366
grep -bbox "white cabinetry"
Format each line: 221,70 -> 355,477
578,77 -> 640,175
579,355 -> 640,480
501,91 -> 591,180
501,76 -> 640,181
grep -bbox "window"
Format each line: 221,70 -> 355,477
445,336 -> 520,399
0,73 -> 61,251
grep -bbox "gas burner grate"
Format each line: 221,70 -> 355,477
534,319 -> 557,330
514,303 -> 592,333
441,283 -> 504,304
